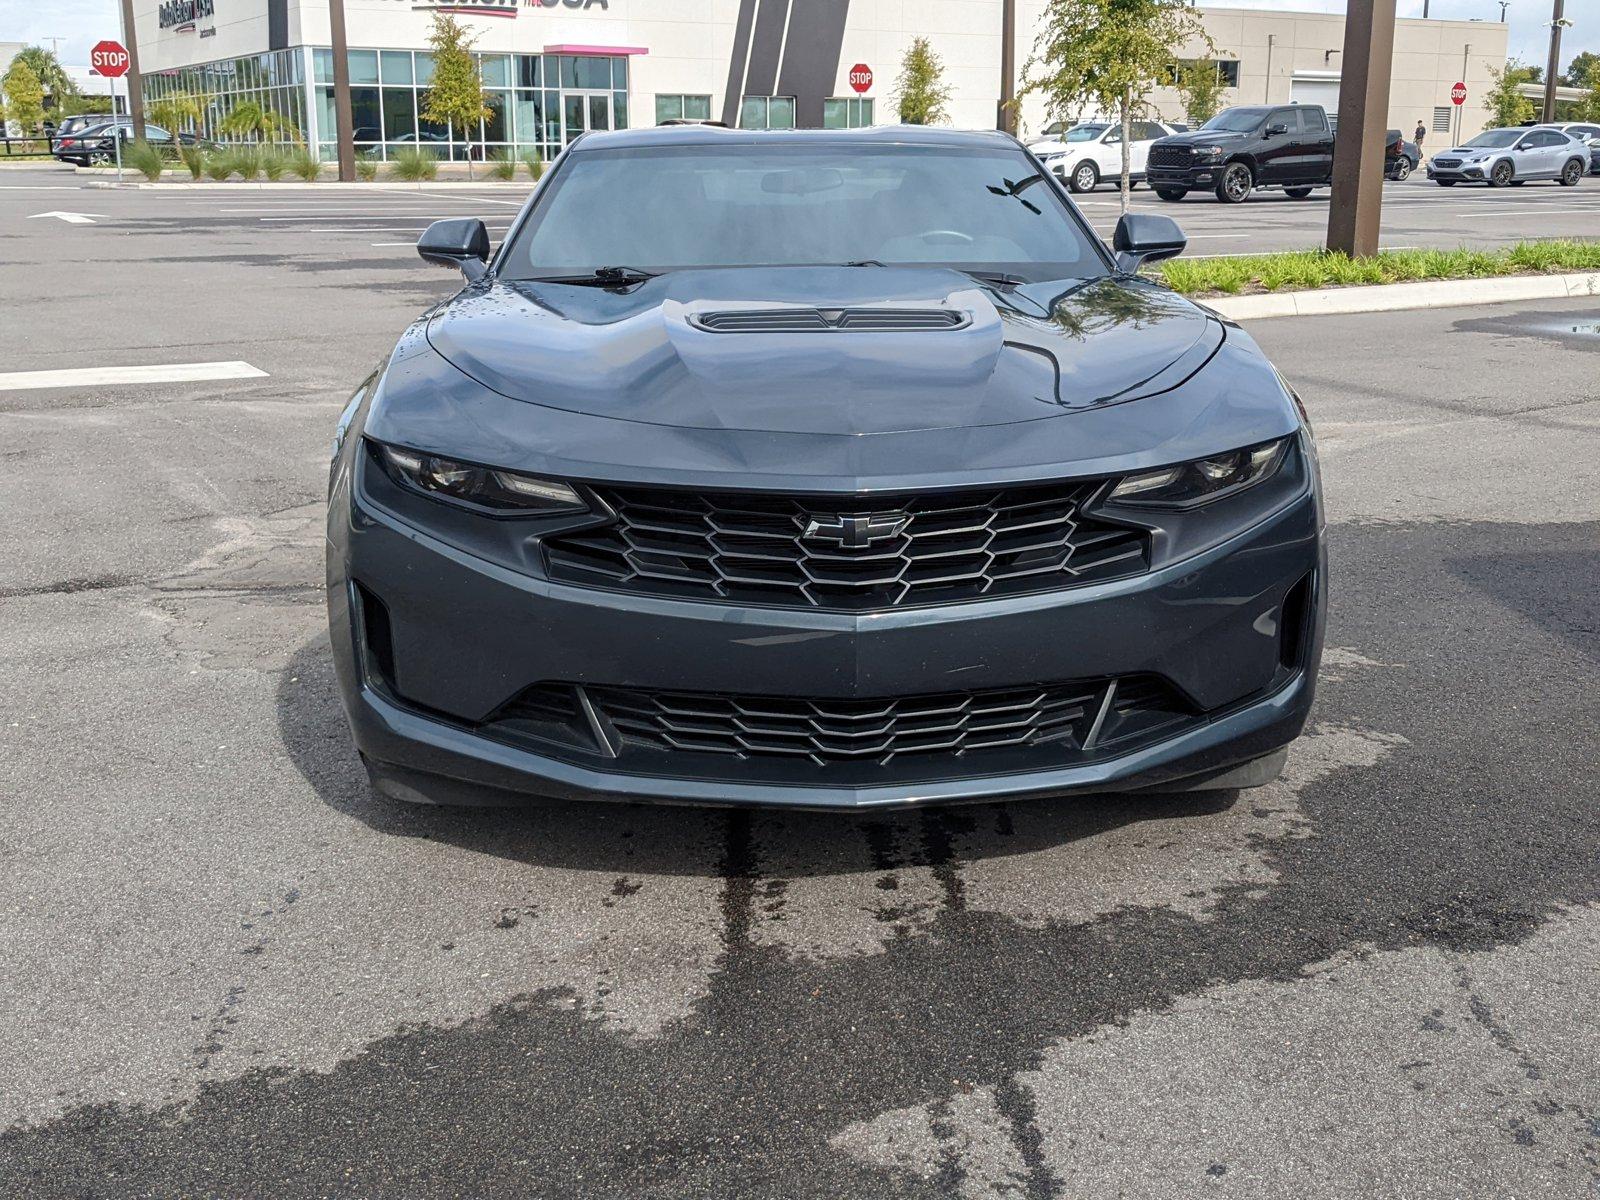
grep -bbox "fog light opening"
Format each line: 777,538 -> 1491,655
1279,572 -> 1313,672
353,581 -> 397,690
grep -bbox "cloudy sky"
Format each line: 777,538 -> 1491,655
2,0 -> 1593,77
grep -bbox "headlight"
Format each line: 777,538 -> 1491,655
372,441 -> 585,514
1108,438 -> 1291,508
1193,146 -> 1225,160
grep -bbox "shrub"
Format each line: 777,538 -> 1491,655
203,150 -> 234,181
390,146 -> 439,181
232,146 -> 263,181
488,149 -> 516,181
522,147 -> 545,181
260,147 -> 290,181
179,144 -> 206,180
125,138 -> 166,182
356,156 -> 379,182
289,149 -> 322,182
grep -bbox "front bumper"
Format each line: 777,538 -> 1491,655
1145,163 -> 1224,190
328,448 -> 1326,810
1427,161 -> 1487,182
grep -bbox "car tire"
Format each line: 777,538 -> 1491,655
1284,186 -> 1314,199
1216,162 -> 1253,204
1391,157 -> 1413,181
1558,158 -> 1583,187
1155,187 -> 1188,202
88,151 -> 112,167
1069,161 -> 1099,194
1489,160 -> 1514,187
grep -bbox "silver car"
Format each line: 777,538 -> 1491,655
1428,127 -> 1589,188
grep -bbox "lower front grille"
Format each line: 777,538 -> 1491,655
483,675 -> 1198,777
1147,145 -> 1193,168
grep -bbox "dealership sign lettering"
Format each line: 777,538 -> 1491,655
159,0 -> 215,31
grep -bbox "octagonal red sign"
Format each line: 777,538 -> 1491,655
849,64 -> 873,94
91,41 -> 131,78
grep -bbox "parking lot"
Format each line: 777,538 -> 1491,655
2,164 -> 1599,1197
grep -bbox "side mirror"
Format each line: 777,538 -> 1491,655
1113,213 -> 1187,273
418,218 -> 491,282
1266,122 -> 1288,136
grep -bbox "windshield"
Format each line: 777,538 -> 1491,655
1064,124 -> 1107,142
1464,129 -> 1520,148
1201,109 -> 1268,133
502,143 -> 1107,284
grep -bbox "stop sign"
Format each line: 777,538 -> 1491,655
849,64 -> 873,94
1450,81 -> 1467,106
90,40 -> 130,79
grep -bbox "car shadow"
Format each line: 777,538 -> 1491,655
274,633 -> 1239,880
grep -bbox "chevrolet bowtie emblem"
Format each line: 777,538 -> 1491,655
802,511 -> 911,550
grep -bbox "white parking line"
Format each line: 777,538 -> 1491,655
0,362 -> 268,392
256,214 -> 510,221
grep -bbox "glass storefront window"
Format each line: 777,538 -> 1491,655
480,54 -> 510,88
519,57 -> 542,89
312,48 -> 333,85
484,92 -> 508,143
613,92 -> 628,130
347,50 -> 379,86
382,87 -> 416,140
740,97 -> 796,130
415,53 -> 435,87
656,94 -> 711,124
823,97 -> 874,129
380,51 -> 413,86
350,87 -> 381,143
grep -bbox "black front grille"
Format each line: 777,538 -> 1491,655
1434,157 -> 1461,168
691,308 -> 970,333
1148,144 -> 1193,167
486,675 -> 1197,773
544,482 -> 1147,610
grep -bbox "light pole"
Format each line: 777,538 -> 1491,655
117,0 -> 146,140
1327,0 -> 1397,257
999,0 -> 1017,134
329,0 -> 357,182
1542,0 -> 1570,123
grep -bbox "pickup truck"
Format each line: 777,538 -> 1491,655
1145,104 -> 1335,203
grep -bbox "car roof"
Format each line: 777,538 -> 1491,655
570,125 -> 1019,152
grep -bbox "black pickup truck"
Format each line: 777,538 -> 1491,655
1146,104 -> 1335,203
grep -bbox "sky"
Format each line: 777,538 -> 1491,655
1,0 -> 1594,76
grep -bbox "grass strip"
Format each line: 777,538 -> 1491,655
1157,240 -> 1600,297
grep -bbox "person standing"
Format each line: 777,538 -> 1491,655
1414,120 -> 1427,160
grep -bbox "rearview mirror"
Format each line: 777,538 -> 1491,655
1112,213 -> 1187,273
1266,123 -> 1288,136
418,218 -> 491,282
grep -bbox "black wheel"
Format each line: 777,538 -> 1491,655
1559,158 -> 1583,187
1391,157 -> 1413,181
1489,160 -> 1514,187
1068,160 -> 1099,194
1284,186 -> 1314,199
1436,178 -> 1456,187
1216,162 -> 1253,204
1155,187 -> 1188,202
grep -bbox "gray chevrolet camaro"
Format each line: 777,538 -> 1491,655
326,125 -> 1326,811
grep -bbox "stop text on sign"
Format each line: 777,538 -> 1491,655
849,64 -> 873,93
1451,82 -> 1467,105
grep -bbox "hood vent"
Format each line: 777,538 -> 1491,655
690,308 -> 971,334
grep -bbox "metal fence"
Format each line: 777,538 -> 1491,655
1,138 -> 52,158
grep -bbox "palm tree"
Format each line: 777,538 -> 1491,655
218,99 -> 301,144
15,46 -> 78,108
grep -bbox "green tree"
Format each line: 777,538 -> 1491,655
14,46 -> 78,107
1173,58 -> 1225,127
893,36 -> 954,126
421,13 -> 491,177
1025,0 -> 1212,212
1564,51 -> 1600,90
219,98 -> 300,143
1483,59 -> 1538,129
148,92 -> 204,140
4,59 -> 47,137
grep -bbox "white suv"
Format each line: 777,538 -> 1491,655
1030,120 -> 1185,193
1535,122 -> 1600,175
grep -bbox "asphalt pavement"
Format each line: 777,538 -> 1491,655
2,165 -> 1599,1198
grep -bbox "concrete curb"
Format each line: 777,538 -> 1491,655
1206,271 -> 1600,320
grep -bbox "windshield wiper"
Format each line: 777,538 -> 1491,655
527,265 -> 662,287
961,269 -> 1027,290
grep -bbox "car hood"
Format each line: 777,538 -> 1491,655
423,267 -> 1223,437
1029,139 -> 1082,156
1157,130 -> 1251,146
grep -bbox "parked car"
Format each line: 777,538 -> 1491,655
1145,104 -> 1335,203
49,113 -> 125,150
326,125 -> 1326,811
1385,129 -> 1420,180
1533,122 -> 1600,175
51,121 -> 199,166
1427,127 -> 1588,187
1030,119 -> 1186,193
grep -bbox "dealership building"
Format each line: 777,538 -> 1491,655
126,1 -> 1511,160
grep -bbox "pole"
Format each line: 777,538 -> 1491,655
999,0 -> 1017,133
113,75 -> 123,183
1542,0 -> 1565,124
329,0 -> 357,182
118,0 -> 146,141
1456,43 -> 1468,147
1327,0 -> 1397,257
1263,34 -> 1275,103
